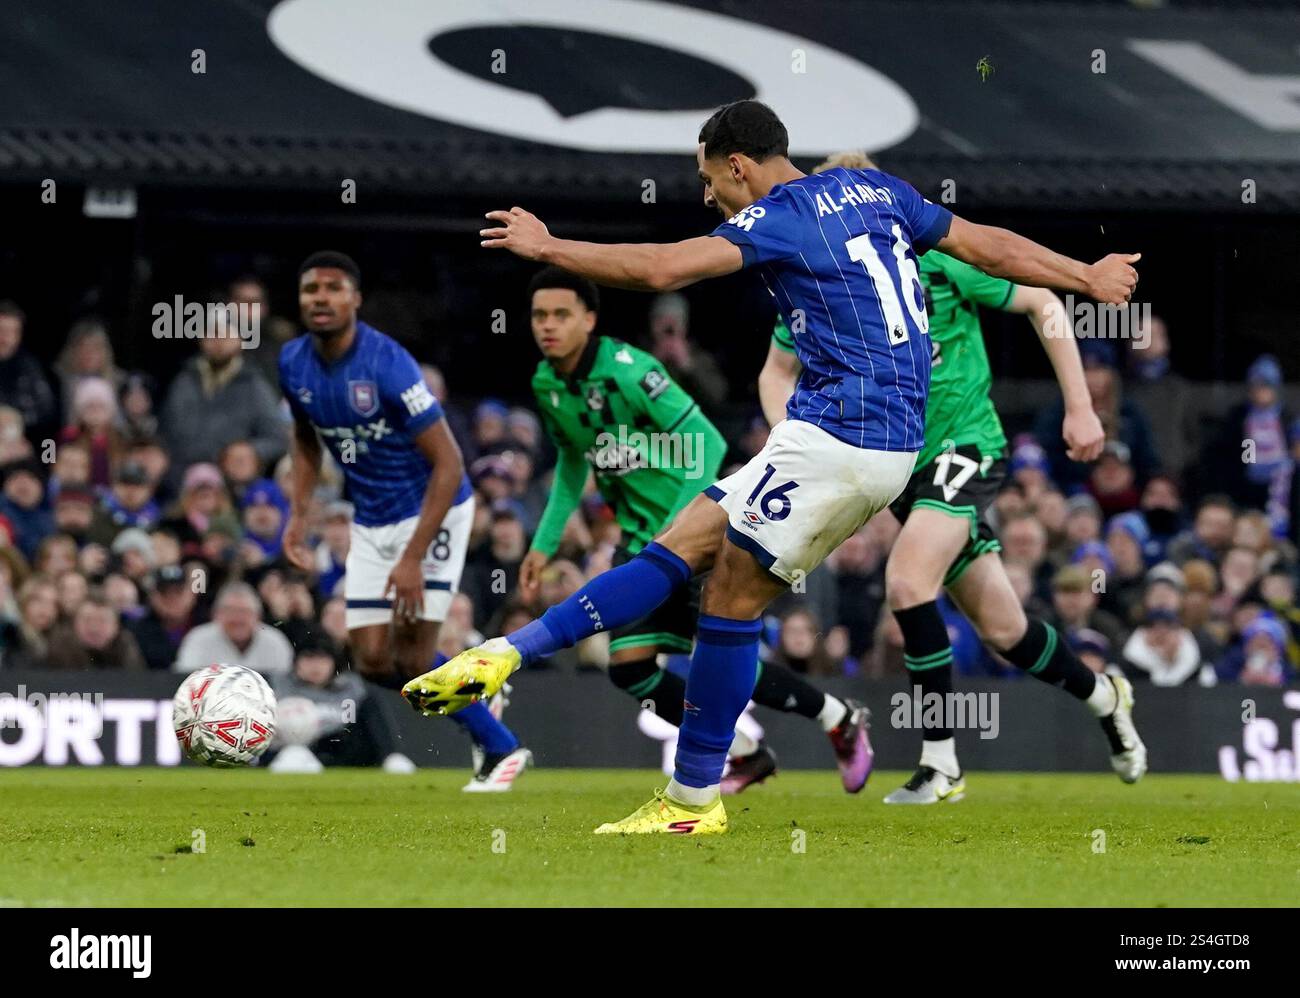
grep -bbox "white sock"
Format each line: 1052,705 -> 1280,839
483,636 -> 523,674
817,695 -> 849,732
920,738 -> 960,778
728,729 -> 758,758
666,778 -> 719,808
1086,674 -> 1118,717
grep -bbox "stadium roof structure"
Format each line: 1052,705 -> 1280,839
2,0 -> 1298,211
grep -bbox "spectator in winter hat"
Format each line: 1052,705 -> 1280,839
1121,607 -> 1207,687
1009,435 -> 1052,500
1063,493 -> 1103,549
88,460 -> 161,547
506,407 -> 542,457
473,399 -> 509,452
1070,627 -> 1115,675
124,437 -> 172,504
1217,614 -> 1291,687
0,458 -> 53,562
163,463 -> 240,560
126,564 -> 202,671
1071,540 -> 1115,580
1107,511 -> 1152,570
59,376 -> 122,487
1088,440 -> 1141,517
110,527 -> 156,582
1202,354 -> 1296,537
1103,511 -> 1152,624
1141,561 -> 1185,614
239,478 -> 288,563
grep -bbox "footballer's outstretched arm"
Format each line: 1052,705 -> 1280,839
1006,285 -> 1105,462
480,208 -> 743,291
938,215 -> 1140,305
387,420 -> 465,622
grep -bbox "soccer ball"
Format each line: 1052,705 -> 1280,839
173,664 -> 277,767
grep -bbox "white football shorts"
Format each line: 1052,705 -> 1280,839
707,419 -> 916,585
344,495 -> 474,629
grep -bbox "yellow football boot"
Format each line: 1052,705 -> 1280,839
593,789 -> 728,835
401,638 -> 520,716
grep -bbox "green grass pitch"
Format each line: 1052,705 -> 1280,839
1,768 -> 1294,906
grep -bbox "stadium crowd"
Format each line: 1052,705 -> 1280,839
0,285 -> 1297,692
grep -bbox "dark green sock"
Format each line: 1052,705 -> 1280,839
895,601 -> 955,741
997,618 -> 1097,700
608,658 -> 685,726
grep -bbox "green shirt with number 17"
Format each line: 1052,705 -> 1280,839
772,250 -> 1012,469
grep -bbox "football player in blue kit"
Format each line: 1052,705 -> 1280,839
280,252 -> 530,791
407,101 -> 1142,830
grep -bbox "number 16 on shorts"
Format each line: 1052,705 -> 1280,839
745,463 -> 799,523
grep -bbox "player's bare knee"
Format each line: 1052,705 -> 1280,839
975,610 -> 1028,653
657,495 -> 725,572
701,547 -> 777,619
885,568 -> 941,612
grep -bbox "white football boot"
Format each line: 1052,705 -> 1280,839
462,747 -> 532,793
1099,674 -> 1147,783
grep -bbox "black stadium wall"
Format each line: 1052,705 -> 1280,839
2,671 -> 1297,782
3,0 -> 1298,392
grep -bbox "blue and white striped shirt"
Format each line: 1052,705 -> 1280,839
278,322 -> 472,527
712,167 -> 951,453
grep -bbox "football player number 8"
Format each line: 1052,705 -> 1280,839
746,463 -> 799,521
845,225 -> 928,345
428,529 -> 451,562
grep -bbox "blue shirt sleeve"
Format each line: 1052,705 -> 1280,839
709,190 -> 803,267
277,344 -> 310,423
380,343 -> 445,438
882,172 -> 952,254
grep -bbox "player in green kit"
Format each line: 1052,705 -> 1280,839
519,266 -> 876,793
759,151 -> 1147,803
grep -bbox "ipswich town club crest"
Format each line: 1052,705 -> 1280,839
348,380 -> 379,417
